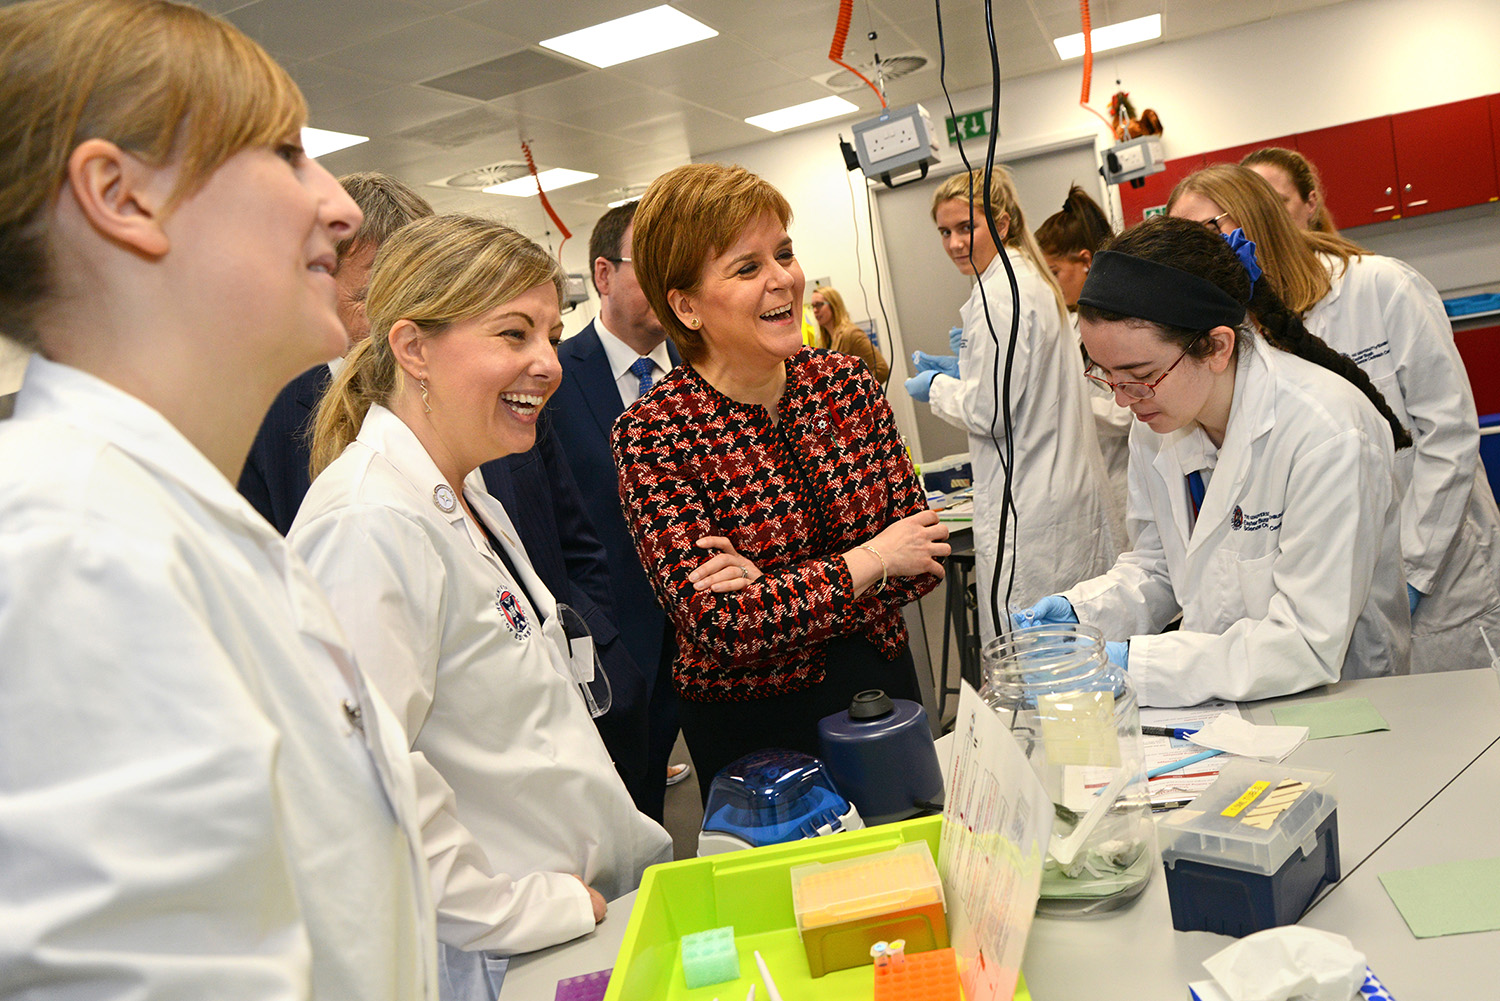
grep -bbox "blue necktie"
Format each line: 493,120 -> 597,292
629,356 -> 654,399
1186,470 -> 1206,529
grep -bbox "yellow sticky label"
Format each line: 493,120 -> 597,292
1241,780 -> 1308,830
1221,780 -> 1271,817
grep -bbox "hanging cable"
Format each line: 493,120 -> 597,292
862,181 -> 897,394
520,139 -> 571,261
829,0 -> 886,108
1077,1 -> 1115,132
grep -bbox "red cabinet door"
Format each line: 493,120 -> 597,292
1202,135 -> 1299,167
1295,118 -> 1400,227
1118,155 -> 1205,226
1455,323 -> 1500,417
1391,97 -> 1499,217
1492,95 -> 1500,194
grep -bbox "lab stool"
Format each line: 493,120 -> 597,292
936,548 -> 981,725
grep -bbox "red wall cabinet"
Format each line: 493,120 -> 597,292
1294,117 -> 1402,227
1202,135 -> 1299,167
1389,98 -> 1499,218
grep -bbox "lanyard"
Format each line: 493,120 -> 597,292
1186,470 -> 1207,529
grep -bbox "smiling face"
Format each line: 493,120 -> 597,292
935,198 -> 1005,276
418,282 -> 563,471
1169,190 -> 1240,237
673,211 -> 805,374
162,140 -> 362,376
1079,316 -> 1234,439
1246,162 -> 1318,231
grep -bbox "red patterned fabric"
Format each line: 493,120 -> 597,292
612,347 -> 940,702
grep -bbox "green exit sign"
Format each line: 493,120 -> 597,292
1143,205 -> 1167,218
945,108 -> 993,144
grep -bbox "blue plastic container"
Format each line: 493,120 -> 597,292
818,690 -> 944,827
698,750 -> 860,854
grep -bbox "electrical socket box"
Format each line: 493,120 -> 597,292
1100,135 -> 1166,187
562,273 -> 590,310
853,103 -> 940,187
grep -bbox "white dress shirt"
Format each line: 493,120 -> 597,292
594,315 -> 674,409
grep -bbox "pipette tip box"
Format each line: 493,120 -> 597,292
872,946 -> 961,1001
1159,760 -> 1339,937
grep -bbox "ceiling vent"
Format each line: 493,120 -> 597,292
816,53 -> 929,92
429,160 -> 532,191
397,107 -> 514,149
421,49 -> 586,101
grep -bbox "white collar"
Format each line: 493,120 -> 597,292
595,314 -> 672,381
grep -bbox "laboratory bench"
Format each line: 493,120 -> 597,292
500,668 -> 1500,1000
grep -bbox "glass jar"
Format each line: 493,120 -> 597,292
980,623 -> 1155,916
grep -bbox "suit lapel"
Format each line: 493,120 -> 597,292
566,322 -> 627,440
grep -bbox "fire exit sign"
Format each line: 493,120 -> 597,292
945,108 -> 993,144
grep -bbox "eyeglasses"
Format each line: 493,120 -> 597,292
1200,212 -> 1232,234
602,256 -> 633,266
1085,338 -> 1202,400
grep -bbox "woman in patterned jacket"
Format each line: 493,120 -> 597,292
615,162 -> 950,796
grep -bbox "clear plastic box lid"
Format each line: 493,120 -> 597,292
1159,759 -> 1337,875
789,840 -> 945,934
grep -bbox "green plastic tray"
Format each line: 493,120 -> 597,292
602,815 -> 1031,1000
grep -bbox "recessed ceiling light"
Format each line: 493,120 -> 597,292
1053,13 -> 1162,60
540,5 -> 717,69
608,197 -> 644,208
484,167 -> 599,197
745,96 -> 860,133
302,127 -> 368,158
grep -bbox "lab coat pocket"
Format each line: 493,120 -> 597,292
1234,549 -> 1280,620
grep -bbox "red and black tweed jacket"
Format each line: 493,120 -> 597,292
611,347 -> 940,703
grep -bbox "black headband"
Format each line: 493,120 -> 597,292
1078,251 -> 1247,330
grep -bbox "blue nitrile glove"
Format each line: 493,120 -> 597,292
905,369 -> 939,402
1011,595 -> 1078,630
1105,641 -> 1130,670
910,350 -> 960,378
948,325 -> 964,353
1407,584 -> 1422,615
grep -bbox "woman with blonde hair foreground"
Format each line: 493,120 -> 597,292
292,214 -> 671,997
810,284 -> 890,383
0,0 -> 436,996
614,163 -> 950,794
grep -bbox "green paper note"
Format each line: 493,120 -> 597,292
1379,857 -> 1500,937
1270,697 -> 1389,739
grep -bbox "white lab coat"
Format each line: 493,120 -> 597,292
1304,252 -> 1500,672
928,250 -> 1123,642
1064,336 -> 1411,706
1072,310 -> 1133,535
291,406 -> 672,987
0,358 -> 437,1001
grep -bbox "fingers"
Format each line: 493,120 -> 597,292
695,535 -> 735,553
689,552 -> 761,591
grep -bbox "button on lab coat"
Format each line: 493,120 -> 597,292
1064,337 -> 1411,707
1304,252 -> 1500,671
927,250 -> 1122,640
291,406 -> 672,968
0,359 -> 437,1001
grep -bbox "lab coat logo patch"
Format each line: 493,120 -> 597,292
495,588 -> 532,640
1232,506 -> 1243,529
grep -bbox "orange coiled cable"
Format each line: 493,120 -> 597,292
829,0 -> 885,108
1077,0 -> 1115,132
521,139 -> 571,260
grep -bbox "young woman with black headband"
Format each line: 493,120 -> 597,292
1015,216 -> 1411,706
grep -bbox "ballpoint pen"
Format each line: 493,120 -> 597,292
1141,725 -> 1200,740
1146,747 -> 1224,779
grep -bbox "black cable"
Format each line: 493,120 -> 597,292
844,165 -> 877,369
864,181 -> 897,395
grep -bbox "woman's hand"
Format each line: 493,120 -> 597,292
865,510 -> 951,580
689,536 -> 763,592
573,876 -> 607,923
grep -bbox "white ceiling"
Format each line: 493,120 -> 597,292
21,0 -> 1351,239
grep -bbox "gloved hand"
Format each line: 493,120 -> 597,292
1407,584 -> 1422,615
1011,595 -> 1078,630
1105,640 -> 1130,670
905,369 -> 939,402
948,325 -> 964,354
910,350 -> 959,378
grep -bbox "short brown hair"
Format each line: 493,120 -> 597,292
336,172 -> 434,262
631,163 -> 792,363
0,0 -> 306,349
587,200 -> 638,295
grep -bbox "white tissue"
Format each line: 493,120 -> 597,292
1198,927 -> 1366,1001
1189,715 -> 1307,762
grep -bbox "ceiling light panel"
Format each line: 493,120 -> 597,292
745,96 -> 859,133
540,5 -> 718,68
484,167 -> 599,196
302,127 -> 368,157
1053,14 -> 1162,60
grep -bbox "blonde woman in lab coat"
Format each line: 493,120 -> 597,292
1017,217 -> 1412,706
1170,164 -> 1500,673
293,214 -> 672,999
907,167 -> 1121,641
0,1 -> 437,997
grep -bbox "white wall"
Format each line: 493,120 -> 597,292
701,0 -> 1500,456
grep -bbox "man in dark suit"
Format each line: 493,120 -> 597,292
546,201 -> 686,814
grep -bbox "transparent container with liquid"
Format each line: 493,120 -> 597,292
979,623 -> 1155,915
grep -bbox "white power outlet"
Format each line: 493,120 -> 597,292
862,118 -> 921,161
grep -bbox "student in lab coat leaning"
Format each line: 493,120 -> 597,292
291,214 -> 672,1000
0,1 -> 438,997
1017,217 -> 1412,706
907,167 -> 1122,642
1170,164 -> 1500,674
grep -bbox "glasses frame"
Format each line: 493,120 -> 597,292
1085,335 -> 1205,401
1201,211 -> 1232,233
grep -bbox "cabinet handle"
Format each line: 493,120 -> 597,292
1407,199 -> 1429,207
1385,186 -> 1393,195
1374,205 -> 1396,213
1404,183 -> 1413,192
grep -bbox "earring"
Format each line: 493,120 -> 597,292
690,318 -> 701,329
420,379 -> 431,413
